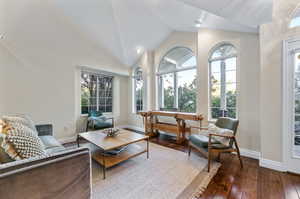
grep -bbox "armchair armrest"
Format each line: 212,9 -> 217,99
209,133 -> 234,138
35,124 -> 53,136
188,126 -> 209,136
106,117 -> 114,127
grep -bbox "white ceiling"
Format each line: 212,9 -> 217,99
0,0 -> 273,67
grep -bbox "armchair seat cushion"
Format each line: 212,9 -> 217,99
189,134 -> 231,150
189,134 -> 219,148
93,122 -> 113,130
39,136 -> 65,154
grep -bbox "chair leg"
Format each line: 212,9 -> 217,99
208,149 -> 211,172
188,144 -> 191,157
233,137 -> 243,169
217,152 -> 221,162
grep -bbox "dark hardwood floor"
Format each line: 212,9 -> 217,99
126,130 -> 300,199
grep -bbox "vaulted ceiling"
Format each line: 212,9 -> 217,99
0,0 -> 272,68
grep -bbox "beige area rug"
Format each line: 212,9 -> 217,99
90,142 -> 221,199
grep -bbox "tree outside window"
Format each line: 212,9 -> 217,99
81,71 -> 113,114
158,47 -> 197,113
209,44 -> 237,119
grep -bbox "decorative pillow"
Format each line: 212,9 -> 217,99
200,123 -> 233,145
0,121 -> 46,160
2,115 -> 37,134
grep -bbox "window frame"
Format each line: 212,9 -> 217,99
157,46 -> 197,113
80,70 -> 114,115
208,43 -> 238,120
132,67 -> 144,113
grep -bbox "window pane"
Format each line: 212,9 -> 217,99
210,108 -> 222,119
133,67 -> 144,112
159,47 -> 195,73
211,61 -> 221,73
162,73 -> 175,109
227,108 -> 236,118
209,45 -> 237,119
181,56 -> 196,67
226,90 -> 237,108
225,57 -> 237,71
211,83 -> 220,99
81,71 -> 113,114
135,79 -> 144,112
210,44 -> 237,60
158,47 -> 197,113
294,53 -> 300,156
226,71 -> 236,84
177,69 -> 197,113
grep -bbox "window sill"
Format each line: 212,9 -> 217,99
81,112 -> 113,117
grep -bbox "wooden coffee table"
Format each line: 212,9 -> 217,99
77,129 -> 149,179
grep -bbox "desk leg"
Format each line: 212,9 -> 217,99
147,138 -> 149,159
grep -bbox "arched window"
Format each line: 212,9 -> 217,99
209,43 -> 237,119
157,47 -> 197,113
133,67 -> 144,112
290,9 -> 300,28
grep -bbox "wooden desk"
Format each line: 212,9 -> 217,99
139,111 -> 203,144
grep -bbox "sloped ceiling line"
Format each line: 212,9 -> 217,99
110,0 -> 128,65
1,0 -> 273,68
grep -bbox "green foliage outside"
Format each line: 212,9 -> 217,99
163,77 -> 196,113
211,90 -> 237,119
162,75 -> 237,117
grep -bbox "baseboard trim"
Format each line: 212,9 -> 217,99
239,148 -> 261,160
259,158 -> 287,172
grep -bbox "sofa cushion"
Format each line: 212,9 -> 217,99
0,121 -> 46,160
2,115 -> 38,135
45,146 -> 66,154
0,137 -> 14,164
39,136 -> 63,149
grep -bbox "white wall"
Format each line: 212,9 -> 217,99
259,0 -> 300,162
0,41 -> 129,141
128,30 -> 261,152
0,0 -> 130,141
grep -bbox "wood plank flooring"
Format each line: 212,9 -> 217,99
127,130 -> 300,199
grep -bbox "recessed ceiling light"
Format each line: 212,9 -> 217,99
136,47 -> 143,54
194,23 -> 201,28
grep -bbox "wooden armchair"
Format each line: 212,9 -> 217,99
188,117 -> 243,172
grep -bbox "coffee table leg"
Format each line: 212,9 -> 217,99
102,156 -> 106,179
77,135 -> 80,147
147,138 -> 149,159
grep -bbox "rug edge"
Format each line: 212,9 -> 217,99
177,162 -> 221,199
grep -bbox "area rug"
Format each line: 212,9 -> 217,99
90,142 -> 221,199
